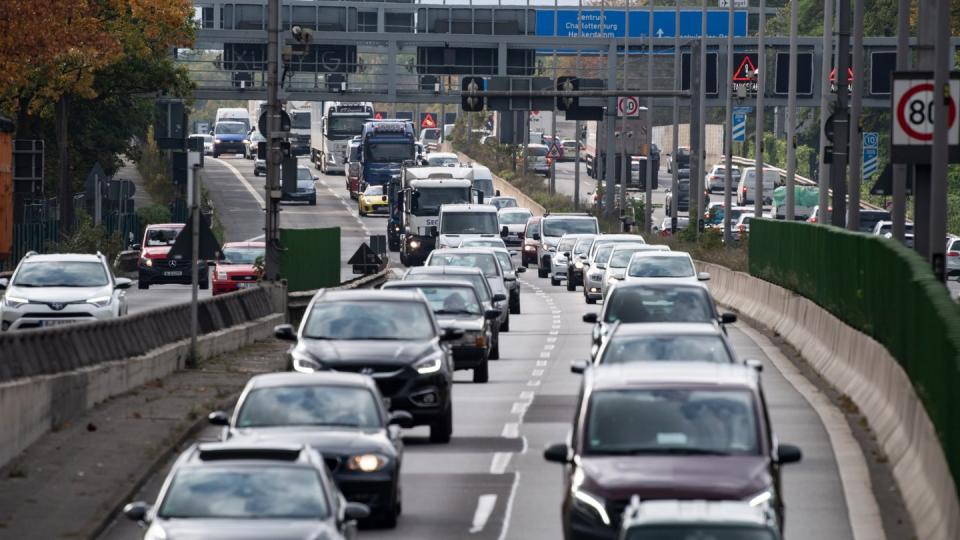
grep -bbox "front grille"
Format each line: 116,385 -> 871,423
230,274 -> 258,281
332,363 -> 408,397
23,312 -> 94,319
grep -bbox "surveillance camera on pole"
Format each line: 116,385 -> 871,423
291,25 -> 313,44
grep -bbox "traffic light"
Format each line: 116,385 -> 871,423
461,77 -> 484,112
557,76 -> 578,111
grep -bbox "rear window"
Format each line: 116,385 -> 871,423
528,146 -> 548,156
605,287 -> 713,323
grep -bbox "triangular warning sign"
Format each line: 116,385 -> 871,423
732,56 -> 757,82
828,67 -> 855,82
421,113 -> 436,129
347,243 -> 381,266
374,111 -> 384,120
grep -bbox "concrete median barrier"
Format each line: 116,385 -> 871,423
0,282 -> 287,469
700,261 -> 960,540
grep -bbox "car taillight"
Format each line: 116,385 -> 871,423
741,186 -> 747,193
949,251 -> 960,257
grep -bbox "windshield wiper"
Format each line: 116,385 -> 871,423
435,309 -> 478,315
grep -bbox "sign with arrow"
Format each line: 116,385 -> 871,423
348,242 -> 383,275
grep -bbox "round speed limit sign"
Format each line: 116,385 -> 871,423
618,96 -> 640,117
892,78 -> 960,146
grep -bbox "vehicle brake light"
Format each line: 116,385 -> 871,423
949,251 -> 960,257
741,186 -> 747,193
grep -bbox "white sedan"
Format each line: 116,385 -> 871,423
622,251 -> 711,287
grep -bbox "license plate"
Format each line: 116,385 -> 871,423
237,282 -> 255,289
163,271 -> 183,276
41,320 -> 74,327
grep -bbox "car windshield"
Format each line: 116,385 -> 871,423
414,187 -> 471,216
221,247 -> 263,265
145,227 -> 181,247
290,111 -> 310,129
609,248 -> 647,268
543,219 -> 597,237
14,261 -> 109,287
462,239 -> 505,248
628,257 -> 695,278
606,288 -> 712,323
215,122 -> 247,135
494,251 -> 513,273
585,389 -> 759,455
249,131 -> 265,142
408,285 -> 482,315
528,146 -> 548,156
858,212 -> 891,233
364,185 -> 384,196
499,211 -> 531,225
594,244 -> 615,265
328,116 -> 369,138
491,198 -> 517,209
574,238 -> 595,255
421,129 -> 440,141
427,156 -> 459,166
304,300 -> 434,340
236,386 -> 381,428
440,213 -> 499,234
429,252 -> 500,278
158,466 -> 328,519
626,526 -> 776,540
295,168 -> 313,182
406,273 -> 491,302
558,238 -> 579,253
366,142 -> 413,162
600,334 -> 733,364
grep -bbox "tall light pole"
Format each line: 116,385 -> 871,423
670,1 -> 680,230
784,0 -> 799,220
892,0 -> 910,241
817,0 -> 834,222
723,0 -> 735,242
644,0 -> 654,233
753,0 -> 766,219
264,0 -> 281,281
829,0 -> 850,227
696,0 -> 708,233
929,0 -> 950,281
846,0 -> 864,230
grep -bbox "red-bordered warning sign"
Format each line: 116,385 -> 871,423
732,56 -> 757,82
373,111 -> 384,120
420,113 -> 436,129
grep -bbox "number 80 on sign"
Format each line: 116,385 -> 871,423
891,72 -> 960,163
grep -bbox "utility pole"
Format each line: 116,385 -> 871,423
723,0 -> 734,241
846,0 -> 864,230
619,0 -> 629,218
892,0 -> 910,241
670,2 -> 680,232
690,41 -> 703,232
754,0 -> 767,219
817,0 -> 834,222
188,164 -> 200,367
550,48 -> 558,195
829,0 -> 850,227
645,0 -> 654,234
264,0 -> 281,281
913,0 -> 934,257
696,0 -> 708,233
928,0 -> 950,281
785,0 -> 799,221
605,41 -> 618,217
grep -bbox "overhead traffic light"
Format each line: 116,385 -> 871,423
461,77 -> 485,112
557,76 -> 578,111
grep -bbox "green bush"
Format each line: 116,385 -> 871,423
53,212 -> 124,261
136,204 -> 172,227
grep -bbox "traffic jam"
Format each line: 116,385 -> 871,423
113,151 -> 802,539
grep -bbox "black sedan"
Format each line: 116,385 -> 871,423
274,289 -> 460,443
208,372 -> 413,527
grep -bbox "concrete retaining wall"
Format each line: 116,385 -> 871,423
700,261 -> 960,540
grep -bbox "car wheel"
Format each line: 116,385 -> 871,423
429,405 -> 453,444
550,275 -> 560,286
537,265 -> 548,278
310,198 -> 317,206
586,296 -> 596,305
500,314 -> 510,332
473,358 -> 489,383
566,278 -> 576,291
510,296 -> 520,315
490,331 -> 500,359
137,280 -> 148,290
253,170 -> 259,177
522,259 -> 529,268
213,152 -> 219,158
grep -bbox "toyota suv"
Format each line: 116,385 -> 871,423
544,363 -> 802,539
537,214 -> 599,279
1,252 -> 131,331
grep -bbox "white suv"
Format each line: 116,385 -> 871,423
536,214 -> 599,280
0,252 -> 131,331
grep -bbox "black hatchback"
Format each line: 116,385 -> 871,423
274,289 -> 461,443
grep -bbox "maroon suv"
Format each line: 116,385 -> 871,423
544,363 -> 802,540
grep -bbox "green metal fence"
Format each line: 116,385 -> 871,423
280,227 -> 341,292
749,219 -> 960,496
0,221 -> 61,271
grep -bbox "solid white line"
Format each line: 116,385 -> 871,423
490,452 -> 512,474
469,494 -> 498,533
213,158 -> 265,206
501,423 -> 519,438
496,473 -> 520,540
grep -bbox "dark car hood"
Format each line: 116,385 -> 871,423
154,518 -> 340,540
579,455 -> 771,501
298,338 -> 435,366
228,426 -> 394,457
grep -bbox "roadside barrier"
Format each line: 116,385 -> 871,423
700,219 -> 960,540
287,268 -> 390,325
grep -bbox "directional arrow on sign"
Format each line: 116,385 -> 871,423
656,28 -> 664,37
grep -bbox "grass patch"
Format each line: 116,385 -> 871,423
646,228 -> 749,273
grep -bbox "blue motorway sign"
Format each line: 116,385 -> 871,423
535,10 -> 748,38
862,132 -> 879,180
732,113 -> 747,142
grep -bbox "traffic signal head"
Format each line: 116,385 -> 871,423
461,77 -> 485,112
557,76 -> 578,111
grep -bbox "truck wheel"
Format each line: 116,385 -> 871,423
490,333 -> 500,359
473,358 -> 489,383
510,295 -> 520,315
138,280 -> 148,290
566,278 -> 576,292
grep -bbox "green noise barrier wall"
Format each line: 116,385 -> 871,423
280,227 -> 340,292
748,219 -> 960,496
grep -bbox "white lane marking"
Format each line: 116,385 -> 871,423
549,330 -> 560,336
469,494 -> 498,534
510,402 -> 528,414
213,158 -> 265,206
526,379 -> 541,387
536,360 -> 548,367
540,351 -> 552,358
490,452 -> 512,474
520,391 -> 534,400
543,344 -> 555,350
496,473 -> 520,540
532,369 -> 544,377
547,336 -> 558,343
501,423 -> 519,438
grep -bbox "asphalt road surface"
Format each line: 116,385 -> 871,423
99,268 -> 854,540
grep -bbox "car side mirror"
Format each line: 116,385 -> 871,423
123,501 -> 150,523
430,226 -> 439,238
563,252 -> 571,259
208,410 -> 230,426
274,324 -> 297,341
495,189 -> 501,196
582,313 -> 598,324
492,293 -> 507,303
515,266 -> 526,273
777,443 -> 803,464
440,327 -> 465,342
543,442 -> 571,463
745,359 -> 764,372
130,243 -> 141,251
532,233 -> 541,241
570,360 -> 589,374
697,272 -> 711,281
484,309 -> 502,320
344,502 -> 371,521
720,312 -> 737,324
388,410 -> 414,428
114,277 -> 132,290
501,226 -> 509,237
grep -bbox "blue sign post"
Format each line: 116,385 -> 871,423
535,10 -> 748,38
862,132 -> 879,180
732,106 -> 751,143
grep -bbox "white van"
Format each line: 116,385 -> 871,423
737,167 -> 780,206
470,165 -> 496,201
436,204 -> 501,250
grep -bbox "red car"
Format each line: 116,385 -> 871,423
136,223 -> 209,290
212,241 -> 266,295
521,216 -> 542,268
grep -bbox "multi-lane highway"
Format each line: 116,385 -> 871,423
99,159 -> 859,540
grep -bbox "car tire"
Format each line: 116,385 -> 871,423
510,296 -> 520,315
253,170 -> 259,177
138,280 -> 148,290
500,314 -> 510,332
550,275 -> 560,286
585,295 -> 596,305
490,331 -> 500,359
310,198 -> 317,206
429,405 -> 453,444
359,208 -> 367,216
473,358 -> 489,383
213,152 -> 219,159
566,278 -> 576,291
199,279 -> 209,290
537,265 -> 548,278
522,259 -> 529,268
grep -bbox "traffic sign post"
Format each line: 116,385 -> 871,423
617,96 -> 641,117
732,109 -> 748,142
891,72 -> 960,163
862,132 -> 879,180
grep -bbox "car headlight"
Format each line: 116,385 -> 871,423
571,488 -> 610,526
86,296 -> 112,308
409,239 -> 421,249
574,261 -> 584,269
217,271 -> 228,280
414,353 -> 443,374
141,257 -> 153,267
346,453 -> 389,472
3,295 -> 29,309
291,352 -> 323,373
524,245 -> 536,252
745,488 -> 774,508
214,138 -> 222,143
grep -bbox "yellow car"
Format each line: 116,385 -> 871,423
358,184 -> 389,216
